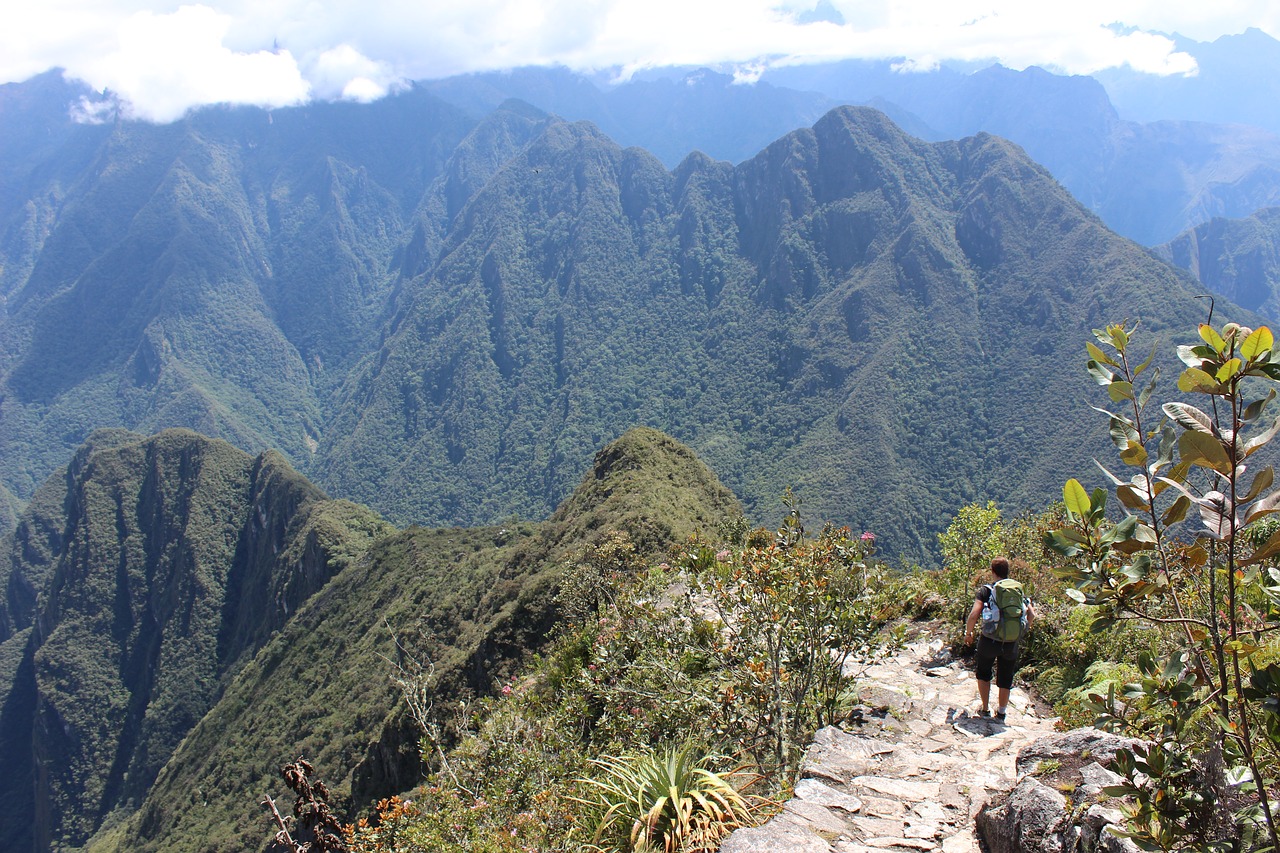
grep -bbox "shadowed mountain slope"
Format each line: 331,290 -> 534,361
0,429 -> 390,852
0,85 -> 516,501
81,426 -> 739,853
1155,207 -> 1280,321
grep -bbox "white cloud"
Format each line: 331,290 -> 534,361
308,44 -> 401,101
1,0 -> 1276,122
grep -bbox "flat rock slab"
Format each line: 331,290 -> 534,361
719,639 -> 1063,853
795,778 -> 865,814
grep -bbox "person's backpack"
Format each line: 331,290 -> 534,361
980,579 -> 1027,643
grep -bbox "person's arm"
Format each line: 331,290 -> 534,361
963,598 -> 983,645
1025,600 -> 1036,631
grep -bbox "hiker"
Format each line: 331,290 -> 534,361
962,557 -> 1035,720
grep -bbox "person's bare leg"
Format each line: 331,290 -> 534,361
977,679 -> 991,713
997,686 -> 1010,715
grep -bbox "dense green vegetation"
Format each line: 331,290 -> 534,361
0,78 -> 1242,565
0,429 -> 390,851
64,426 -> 739,853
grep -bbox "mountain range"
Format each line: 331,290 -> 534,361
0,74 -> 1230,562
426,45 -> 1280,245
0,46 -> 1276,853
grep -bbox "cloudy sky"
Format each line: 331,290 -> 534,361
4,0 -> 1279,122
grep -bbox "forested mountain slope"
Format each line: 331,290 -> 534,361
321,105 -> 1215,557
0,429 -> 390,852
432,63 -> 1280,245
0,426 -> 737,853
0,79 -> 1247,561
1156,206 -> 1280,320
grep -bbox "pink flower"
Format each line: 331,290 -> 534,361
716,549 -> 731,561
860,531 -> 875,542
502,684 -> 513,696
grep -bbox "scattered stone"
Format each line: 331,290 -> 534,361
794,778 -> 865,814
976,776 -> 1068,853
940,829 -> 979,853
851,776 -> 941,801
863,836 -> 938,850
786,799 -> 856,836
720,822 -> 831,853
904,823 -> 941,839
926,666 -> 953,678
852,815 -> 906,838
861,796 -> 908,819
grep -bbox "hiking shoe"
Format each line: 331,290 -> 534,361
978,709 -> 991,718
994,709 -> 1007,721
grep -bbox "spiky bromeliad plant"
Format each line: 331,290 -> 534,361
1047,320 -> 1280,851
575,742 -> 755,853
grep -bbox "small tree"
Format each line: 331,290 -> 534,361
693,506 -> 899,777
1048,320 -> 1280,851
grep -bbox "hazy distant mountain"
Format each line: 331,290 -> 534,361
427,62 -> 1280,245
1155,207 -> 1280,320
425,66 -> 838,166
1095,28 -> 1280,134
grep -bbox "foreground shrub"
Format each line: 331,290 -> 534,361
575,743 -> 756,853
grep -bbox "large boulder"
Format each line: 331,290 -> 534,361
977,729 -> 1144,853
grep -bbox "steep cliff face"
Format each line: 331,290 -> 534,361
104,426 -> 740,853
0,429 -> 389,852
1156,206 -> 1280,321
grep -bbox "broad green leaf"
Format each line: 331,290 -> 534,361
1090,487 -> 1108,519
1241,326 -> 1274,361
1106,415 -> 1140,451
1064,588 -> 1086,603
1088,361 -> 1117,387
1201,323 -> 1228,353
1107,380 -> 1135,403
1133,344 -> 1158,378
1136,373 -> 1158,410
1177,367 -> 1220,394
1177,344 -> 1207,368
1242,467 -> 1275,504
1179,430 -> 1233,474
1245,490 -> 1280,526
1109,325 -> 1131,351
1116,484 -> 1149,511
1216,357 -> 1243,382
1154,426 -> 1178,468
1064,479 -> 1090,517
1198,499 -> 1228,537
1162,402 -> 1215,434
1161,494 -> 1192,526
1118,441 -> 1147,467
1242,390 -> 1277,423
1086,340 -> 1116,367
1244,416 -> 1280,458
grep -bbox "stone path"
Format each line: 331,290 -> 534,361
720,638 -> 1062,853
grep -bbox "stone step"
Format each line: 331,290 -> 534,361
721,639 -> 1062,853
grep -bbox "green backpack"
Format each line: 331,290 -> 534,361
980,579 -> 1027,643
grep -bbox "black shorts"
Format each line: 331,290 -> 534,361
974,635 -> 1019,689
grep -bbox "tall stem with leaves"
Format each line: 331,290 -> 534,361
1049,321 -> 1280,851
